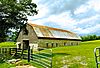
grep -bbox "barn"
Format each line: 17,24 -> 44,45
16,23 -> 81,50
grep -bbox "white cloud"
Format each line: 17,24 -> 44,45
29,11 -> 77,30
89,0 -> 100,12
74,28 -> 90,34
77,14 -> 100,24
47,12 -> 76,27
74,24 -> 100,35
33,6 -> 49,19
74,0 -> 100,15
28,0 -> 100,35
74,4 -> 90,15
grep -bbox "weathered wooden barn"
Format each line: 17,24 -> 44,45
16,23 -> 81,50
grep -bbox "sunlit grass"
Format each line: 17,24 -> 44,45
50,40 -> 100,68
0,42 -> 16,47
0,40 -> 100,68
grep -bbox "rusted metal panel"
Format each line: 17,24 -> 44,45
33,27 -> 44,37
29,23 -> 81,40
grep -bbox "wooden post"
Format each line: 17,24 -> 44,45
9,48 -> 11,55
15,48 -> 17,56
28,46 -> 30,62
2,48 -> 4,54
0,48 -> 1,54
50,49 -> 52,68
5,48 -> 6,53
20,44 -> 24,59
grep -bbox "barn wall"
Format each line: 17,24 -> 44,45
38,39 -> 81,48
26,24 -> 38,43
17,31 -> 22,42
16,24 -> 38,49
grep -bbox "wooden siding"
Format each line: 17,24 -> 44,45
38,39 -> 81,48
17,24 -> 38,45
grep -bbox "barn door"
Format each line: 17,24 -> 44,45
23,40 -> 29,50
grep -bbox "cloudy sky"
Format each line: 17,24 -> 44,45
28,0 -> 100,36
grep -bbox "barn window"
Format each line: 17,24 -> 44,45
71,42 -> 73,45
52,43 -> 54,47
46,43 -> 49,47
64,42 -> 66,46
18,44 -> 21,49
77,42 -> 79,45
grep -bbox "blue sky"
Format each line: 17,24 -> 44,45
28,0 -> 100,36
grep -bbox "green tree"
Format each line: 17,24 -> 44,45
0,0 -> 38,42
81,34 -> 100,41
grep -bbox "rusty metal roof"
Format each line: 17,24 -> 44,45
28,23 -> 81,40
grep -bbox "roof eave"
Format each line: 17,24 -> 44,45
38,37 -> 81,41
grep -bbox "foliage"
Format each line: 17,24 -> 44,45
81,34 -> 100,41
0,0 -> 38,42
7,31 -> 18,42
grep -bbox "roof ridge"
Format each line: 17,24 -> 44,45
28,23 -> 75,34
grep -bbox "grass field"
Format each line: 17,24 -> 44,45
0,42 -> 16,47
51,40 -> 100,68
0,40 -> 100,68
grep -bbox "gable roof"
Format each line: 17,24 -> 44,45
28,23 -> 81,40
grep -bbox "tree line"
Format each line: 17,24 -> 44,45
81,35 -> 100,41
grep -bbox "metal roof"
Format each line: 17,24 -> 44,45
28,23 -> 81,40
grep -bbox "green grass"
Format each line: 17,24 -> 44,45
0,42 -> 16,47
51,40 -> 100,68
0,40 -> 100,68
0,62 -> 16,68
0,42 -> 16,68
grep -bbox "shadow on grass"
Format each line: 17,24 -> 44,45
31,52 -> 71,58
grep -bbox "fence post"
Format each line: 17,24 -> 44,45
1,48 -> 2,54
50,49 -> 52,68
15,48 -> 17,56
28,46 -> 30,62
9,48 -> 11,55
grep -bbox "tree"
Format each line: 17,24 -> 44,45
0,0 -> 38,42
81,34 -> 100,41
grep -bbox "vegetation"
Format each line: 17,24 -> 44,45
0,0 -> 38,42
0,59 -> 44,68
0,40 -> 100,68
0,42 -> 16,47
0,62 -> 16,68
81,34 -> 100,41
50,40 -> 100,68
7,31 -> 18,42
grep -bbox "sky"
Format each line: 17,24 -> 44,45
28,0 -> 100,36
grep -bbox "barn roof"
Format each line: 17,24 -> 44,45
28,23 -> 81,40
